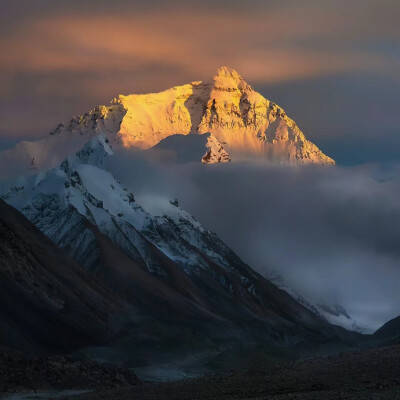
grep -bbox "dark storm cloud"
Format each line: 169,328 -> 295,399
107,153 -> 400,331
1,0 -> 400,166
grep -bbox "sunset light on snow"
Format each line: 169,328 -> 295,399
1,1 -> 400,398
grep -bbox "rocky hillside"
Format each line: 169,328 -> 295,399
373,315 -> 400,345
0,354 -> 139,392
0,199 -> 119,355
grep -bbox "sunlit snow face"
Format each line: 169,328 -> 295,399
1,0 -> 400,166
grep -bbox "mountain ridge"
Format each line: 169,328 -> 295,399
0,198 -> 120,355
1,136 -> 357,375
0,67 -> 334,176
73,66 -> 335,165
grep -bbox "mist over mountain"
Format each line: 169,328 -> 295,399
0,66 -> 398,369
1,67 -> 398,334
106,152 -> 400,332
1,135 -> 362,378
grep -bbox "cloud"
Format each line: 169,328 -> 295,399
1,3 -> 396,81
107,152 -> 400,331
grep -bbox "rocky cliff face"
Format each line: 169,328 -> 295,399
47,67 -> 334,165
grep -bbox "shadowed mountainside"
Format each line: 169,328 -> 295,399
0,199 -> 120,355
0,196 -> 362,376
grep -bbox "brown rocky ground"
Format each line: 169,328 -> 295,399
60,345 -> 400,400
0,354 -> 139,395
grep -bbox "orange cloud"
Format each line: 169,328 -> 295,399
0,6 -> 396,87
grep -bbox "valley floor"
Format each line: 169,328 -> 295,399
60,345 -> 400,400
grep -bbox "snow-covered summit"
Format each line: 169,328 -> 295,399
3,67 -> 331,170
106,66 -> 334,164
0,67 -> 334,178
212,66 -> 250,90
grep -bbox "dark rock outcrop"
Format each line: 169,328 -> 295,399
0,353 -> 139,392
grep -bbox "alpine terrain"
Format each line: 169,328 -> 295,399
0,67 -> 334,177
0,198 -> 118,355
1,133 -> 353,377
0,67 -> 362,380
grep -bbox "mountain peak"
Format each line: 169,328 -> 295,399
214,66 -> 242,81
212,66 -> 250,91
73,133 -> 113,165
36,69 -> 334,165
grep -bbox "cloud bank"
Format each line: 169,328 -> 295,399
107,152 -> 400,331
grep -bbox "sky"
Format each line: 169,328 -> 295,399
1,0 -> 400,165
